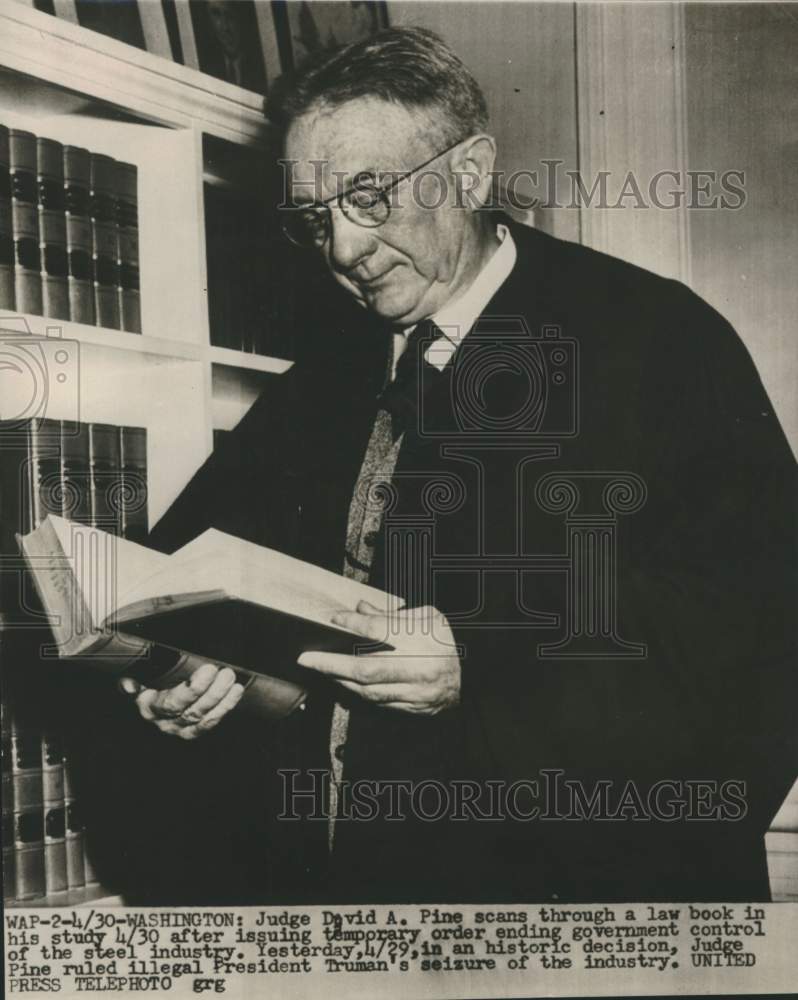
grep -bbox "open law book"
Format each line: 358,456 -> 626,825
18,515 -> 403,719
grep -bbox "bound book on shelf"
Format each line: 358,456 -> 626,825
10,711 -> 46,901
10,128 -> 42,315
64,145 -> 95,325
17,515 -> 403,719
118,425 -> 147,544
37,137 -> 69,321
115,161 -> 140,334
0,124 -> 13,310
89,153 -> 120,329
64,794 -> 86,891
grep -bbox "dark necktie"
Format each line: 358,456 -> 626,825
377,319 -> 443,440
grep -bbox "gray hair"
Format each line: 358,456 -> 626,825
266,26 -> 489,146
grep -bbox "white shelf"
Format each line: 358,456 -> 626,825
0,312 -> 294,373
6,885 -> 125,908
0,1 -> 269,143
209,344 -> 292,375
1,311 -> 203,363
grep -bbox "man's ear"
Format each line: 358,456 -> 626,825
449,134 -> 497,212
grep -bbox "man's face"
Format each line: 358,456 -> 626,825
285,98 -> 473,325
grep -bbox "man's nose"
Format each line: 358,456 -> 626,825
327,206 -> 376,272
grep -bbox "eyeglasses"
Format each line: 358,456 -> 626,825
280,138 -> 464,250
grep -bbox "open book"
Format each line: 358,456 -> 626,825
18,515 -> 403,719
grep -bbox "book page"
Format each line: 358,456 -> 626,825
116,528 -> 404,626
45,514 -> 169,626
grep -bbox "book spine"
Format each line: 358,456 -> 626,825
64,795 -> 86,890
37,137 -> 69,321
62,750 -> 76,801
115,162 -> 141,334
43,800 -> 68,896
14,803 -> 45,901
63,145 -> 95,325
11,716 -> 46,900
89,422 -> 123,535
63,752 -> 86,891
42,729 -> 67,895
118,425 -> 148,543
2,442 -> 22,903
83,836 -> 99,888
2,811 -> 16,902
28,417 -> 66,530
41,730 -> 65,811
204,184 -> 244,351
60,420 -> 92,525
2,695 -> 16,901
0,124 -> 14,310
89,153 -> 120,329
136,646 -> 307,721
10,129 -> 42,316
11,724 -> 44,812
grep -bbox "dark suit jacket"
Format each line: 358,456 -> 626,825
77,221 -> 797,905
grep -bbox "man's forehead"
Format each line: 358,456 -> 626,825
284,97 -> 429,197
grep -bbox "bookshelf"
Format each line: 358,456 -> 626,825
0,1 -> 292,526
0,1 -> 292,906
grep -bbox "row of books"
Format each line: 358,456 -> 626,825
0,124 -> 141,333
1,417 -> 147,903
204,181 -> 276,355
3,698 -> 96,901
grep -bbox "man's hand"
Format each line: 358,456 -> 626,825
119,658 -> 245,740
297,601 -> 461,715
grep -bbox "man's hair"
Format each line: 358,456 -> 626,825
266,26 -> 489,146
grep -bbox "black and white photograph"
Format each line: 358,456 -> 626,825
0,1 -> 797,998
189,0 -> 269,92
280,1 -> 389,70
73,0 -> 148,51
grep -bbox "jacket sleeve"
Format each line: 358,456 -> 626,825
451,283 -> 797,833
148,366 -> 303,556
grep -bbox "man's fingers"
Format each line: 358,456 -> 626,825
333,606 -> 451,649
337,680 -> 421,704
118,676 -> 141,696
134,687 -> 161,722
178,667 -> 238,723
152,662 -> 220,717
396,604 -> 438,620
133,662 -> 218,721
127,661 -> 243,737
195,682 -> 245,732
298,651 -> 403,684
356,599 -> 384,615
331,610 -> 389,643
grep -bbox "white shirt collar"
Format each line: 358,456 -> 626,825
392,224 -> 517,376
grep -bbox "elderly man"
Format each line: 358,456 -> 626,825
111,27 -> 795,905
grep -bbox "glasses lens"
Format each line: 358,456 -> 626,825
342,185 -> 389,228
281,207 -> 329,248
